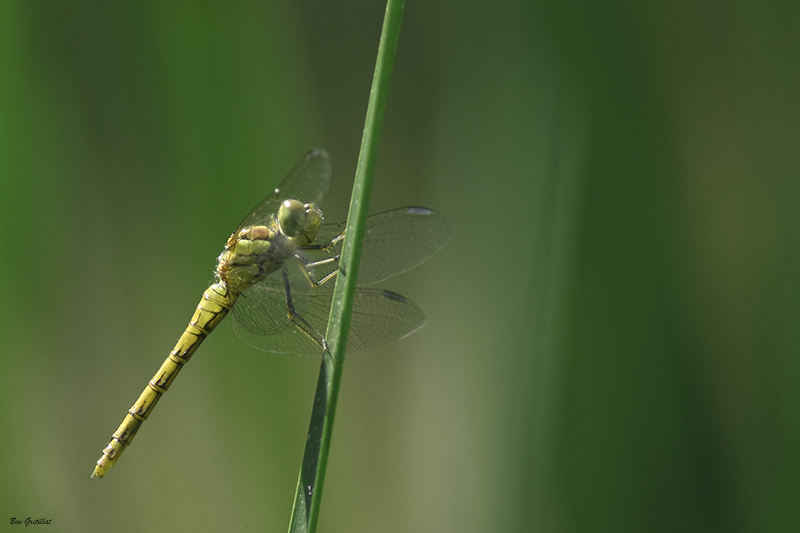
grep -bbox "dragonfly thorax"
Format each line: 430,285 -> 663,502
214,199 -> 323,294
215,227 -> 282,291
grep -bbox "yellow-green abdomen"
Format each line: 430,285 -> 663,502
92,282 -> 237,478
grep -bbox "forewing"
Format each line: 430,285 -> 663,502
310,207 -> 449,286
236,149 -> 332,231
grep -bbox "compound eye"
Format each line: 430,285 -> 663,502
278,199 -> 306,237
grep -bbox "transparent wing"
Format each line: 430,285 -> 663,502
236,149 -> 332,232
346,288 -> 427,351
304,207 -> 450,286
231,276 -> 327,356
231,276 -> 426,356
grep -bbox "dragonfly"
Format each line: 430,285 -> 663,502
92,149 -> 448,478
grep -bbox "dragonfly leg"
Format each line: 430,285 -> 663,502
293,254 -> 340,288
294,227 -> 347,288
304,256 -> 339,269
282,266 -> 330,354
303,229 -> 345,251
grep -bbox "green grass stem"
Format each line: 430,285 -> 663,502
287,1 -> 405,531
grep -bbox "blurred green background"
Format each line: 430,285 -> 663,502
1,1 -> 798,531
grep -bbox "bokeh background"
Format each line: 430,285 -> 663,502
1,1 -> 798,531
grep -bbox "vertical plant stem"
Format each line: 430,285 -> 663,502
287,0 -> 405,531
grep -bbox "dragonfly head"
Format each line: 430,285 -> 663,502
278,199 -> 322,247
